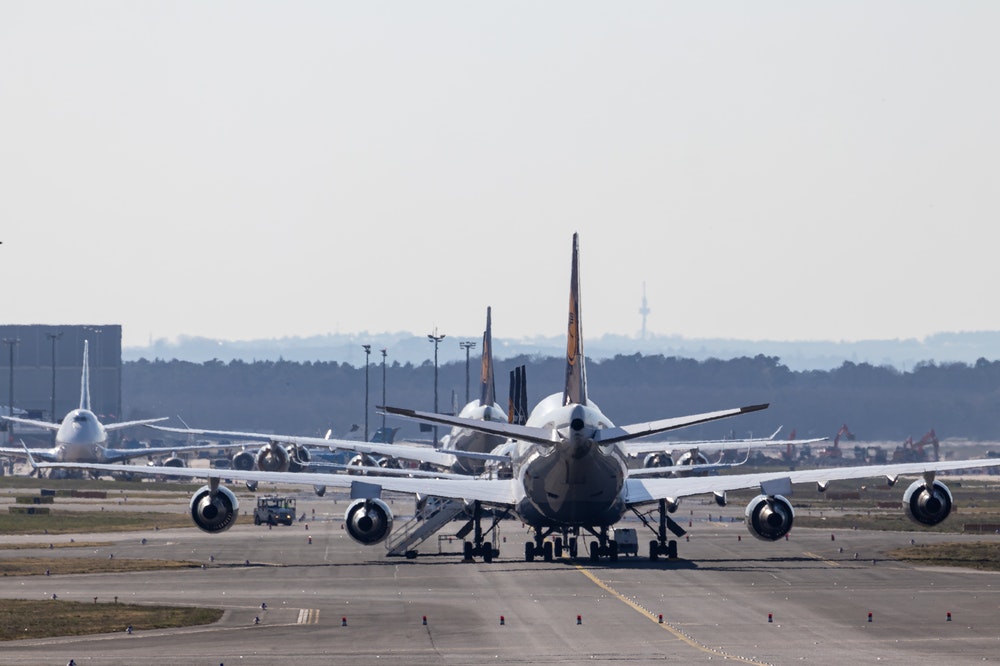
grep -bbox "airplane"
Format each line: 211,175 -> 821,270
33,234 -> 1000,564
148,305 -> 764,481
0,341 -> 211,474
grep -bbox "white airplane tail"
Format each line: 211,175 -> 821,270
479,307 -> 496,406
80,340 -> 91,411
563,232 -> 587,407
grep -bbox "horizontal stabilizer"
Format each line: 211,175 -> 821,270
595,403 -> 769,446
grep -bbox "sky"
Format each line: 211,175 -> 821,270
2,3 -> 999,350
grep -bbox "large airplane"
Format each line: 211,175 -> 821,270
143,305 -> 768,481
33,234 -> 1000,564
0,341 -> 203,472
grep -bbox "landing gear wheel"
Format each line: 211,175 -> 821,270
463,541 -> 474,560
667,539 -> 677,559
649,540 -> 659,561
482,546 -> 493,563
554,539 -> 563,558
543,541 -> 554,562
569,538 -> 578,558
589,540 -> 599,562
608,540 -> 619,562
525,541 -> 535,562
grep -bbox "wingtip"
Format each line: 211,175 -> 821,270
742,403 -> 769,414
21,441 -> 38,469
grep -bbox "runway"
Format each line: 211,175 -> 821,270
2,490 -> 1000,665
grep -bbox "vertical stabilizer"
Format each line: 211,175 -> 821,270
563,233 -> 587,406
80,340 -> 91,411
479,307 -> 496,406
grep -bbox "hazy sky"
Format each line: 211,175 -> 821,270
3,3 -> 998,349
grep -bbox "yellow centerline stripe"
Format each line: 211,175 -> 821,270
575,565 -> 770,666
803,551 -> 840,567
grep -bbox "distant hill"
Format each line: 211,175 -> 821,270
124,330 -> 1000,371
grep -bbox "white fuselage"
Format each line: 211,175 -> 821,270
53,409 -> 109,463
441,400 -> 509,474
512,393 -> 628,528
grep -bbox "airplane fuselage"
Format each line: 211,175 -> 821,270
53,409 -> 110,463
442,401 -> 509,475
513,394 -> 628,528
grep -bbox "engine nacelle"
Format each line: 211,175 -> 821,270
256,442 -> 290,472
232,450 -> 255,471
344,498 -> 393,545
676,451 -> 710,466
190,485 -> 239,533
745,494 -> 794,541
643,452 -> 674,469
287,445 -> 310,473
903,479 -> 953,526
162,457 -> 185,468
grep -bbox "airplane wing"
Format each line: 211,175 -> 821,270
623,458 -> 1000,505
381,403 -> 769,448
0,445 -> 59,462
29,458 -> 519,506
0,416 -> 60,432
100,442 -> 229,464
104,417 -> 170,432
624,434 -> 827,457
147,425 -> 509,467
626,446 -> 753,477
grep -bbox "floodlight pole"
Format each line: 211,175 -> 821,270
427,330 -> 446,444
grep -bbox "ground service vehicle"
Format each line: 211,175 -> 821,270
253,496 -> 296,526
610,527 -> 638,556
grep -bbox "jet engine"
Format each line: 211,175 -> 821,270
189,485 -> 239,533
256,442 -> 290,472
903,479 -> 953,526
643,453 -> 674,468
745,494 -> 794,541
676,451 -> 710,467
162,456 -> 185,468
287,445 -> 310,473
232,450 -> 255,471
344,498 -> 393,545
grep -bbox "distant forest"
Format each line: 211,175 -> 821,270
121,354 -> 1000,444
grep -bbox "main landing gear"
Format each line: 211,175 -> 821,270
633,498 -> 685,561
458,501 -> 506,563
524,526 -> 623,562
525,527 -> 582,562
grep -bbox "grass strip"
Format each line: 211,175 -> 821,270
886,541 -> 1000,571
0,598 -> 223,641
0,556 -> 205,576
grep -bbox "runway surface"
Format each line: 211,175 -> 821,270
2,489 -> 1000,665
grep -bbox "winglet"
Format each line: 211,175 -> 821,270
80,340 -> 91,411
480,307 -> 496,406
563,233 -> 587,407
21,441 -> 38,471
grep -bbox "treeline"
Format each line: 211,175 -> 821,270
121,354 -> 1000,443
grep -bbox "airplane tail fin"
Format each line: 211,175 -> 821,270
80,340 -> 91,411
479,307 -> 496,406
508,365 -> 528,425
563,233 -> 587,406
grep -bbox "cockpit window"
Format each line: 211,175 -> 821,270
73,414 -> 90,423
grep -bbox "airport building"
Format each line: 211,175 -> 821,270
0,325 -> 121,437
